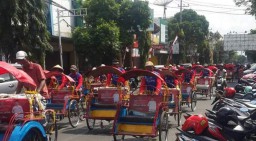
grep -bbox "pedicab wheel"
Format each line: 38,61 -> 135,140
177,103 -> 182,126
45,111 -> 58,141
159,111 -> 169,141
68,99 -> 80,128
47,120 -> 58,141
191,92 -> 197,111
79,97 -> 86,121
113,134 -> 125,141
86,118 -> 95,130
22,128 -> 45,141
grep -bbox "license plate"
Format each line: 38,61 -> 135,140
217,84 -> 221,87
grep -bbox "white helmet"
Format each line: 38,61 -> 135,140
16,51 -> 27,60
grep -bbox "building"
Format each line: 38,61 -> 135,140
45,0 -> 83,72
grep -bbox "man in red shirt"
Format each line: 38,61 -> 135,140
49,65 -> 68,90
69,65 -> 83,92
16,51 -> 49,98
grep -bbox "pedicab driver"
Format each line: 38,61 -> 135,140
69,65 -> 83,92
139,61 -> 162,95
16,51 -> 49,98
49,65 -> 68,90
106,60 -> 125,86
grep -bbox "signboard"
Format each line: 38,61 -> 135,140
224,34 -> 256,51
160,18 -> 168,44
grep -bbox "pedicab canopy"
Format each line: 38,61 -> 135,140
117,69 -> 165,84
192,65 -> 204,70
88,66 -> 124,77
159,69 -> 178,78
0,61 -> 36,89
44,70 -> 75,83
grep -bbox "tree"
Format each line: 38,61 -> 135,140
0,0 -> 52,66
73,0 -> 120,68
234,0 -> 256,15
168,9 -> 209,64
74,0 -> 151,68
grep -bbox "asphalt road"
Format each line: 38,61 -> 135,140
56,82 -> 237,141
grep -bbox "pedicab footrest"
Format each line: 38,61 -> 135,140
196,85 -> 209,90
46,103 -> 64,110
91,103 -> 117,109
119,115 -> 154,124
182,93 -> 190,100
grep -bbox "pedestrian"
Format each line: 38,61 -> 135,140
16,50 -> 49,98
69,65 -> 83,92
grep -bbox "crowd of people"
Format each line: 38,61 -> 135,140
16,50 -> 246,99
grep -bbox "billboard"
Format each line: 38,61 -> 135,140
224,34 -> 256,51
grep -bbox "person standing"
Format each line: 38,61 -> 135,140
16,51 -> 49,98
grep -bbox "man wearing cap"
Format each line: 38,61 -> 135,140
106,60 -> 125,86
49,65 -> 68,90
16,51 -> 49,98
69,65 -> 83,92
139,61 -> 162,95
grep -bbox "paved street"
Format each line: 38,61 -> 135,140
56,82 -> 236,141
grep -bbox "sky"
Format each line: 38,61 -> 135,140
147,0 -> 256,35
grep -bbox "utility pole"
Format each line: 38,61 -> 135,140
57,8 -> 87,67
178,0 -> 189,23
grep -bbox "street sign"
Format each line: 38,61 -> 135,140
224,34 -> 256,51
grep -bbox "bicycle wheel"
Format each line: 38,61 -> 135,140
68,99 -> 80,128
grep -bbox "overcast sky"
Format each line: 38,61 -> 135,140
147,0 -> 256,35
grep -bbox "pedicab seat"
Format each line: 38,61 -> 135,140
119,115 -> 154,124
90,87 -> 126,110
45,103 -> 64,110
196,77 -> 211,90
91,103 -> 117,109
196,84 -> 210,90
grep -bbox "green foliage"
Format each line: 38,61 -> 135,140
0,0 -> 52,65
235,0 -> 256,15
84,0 -> 120,27
138,31 -> 151,68
168,9 -> 209,63
74,0 -> 151,68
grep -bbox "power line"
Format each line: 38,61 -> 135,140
182,0 -> 246,11
182,0 -> 243,8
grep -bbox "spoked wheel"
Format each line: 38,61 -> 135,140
159,111 -> 169,141
68,99 -> 80,128
191,92 -> 197,111
86,118 -> 95,130
46,120 -> 58,141
79,96 -> 86,121
45,111 -> 58,141
22,128 -> 45,141
113,135 -> 125,141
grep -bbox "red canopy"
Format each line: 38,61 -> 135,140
0,61 -> 36,89
88,66 -> 124,77
119,69 -> 164,82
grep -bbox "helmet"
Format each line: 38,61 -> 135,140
182,114 -> 208,135
216,107 -> 236,125
16,51 -> 27,60
244,86 -> 252,94
145,61 -> 154,67
224,87 -> 236,98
